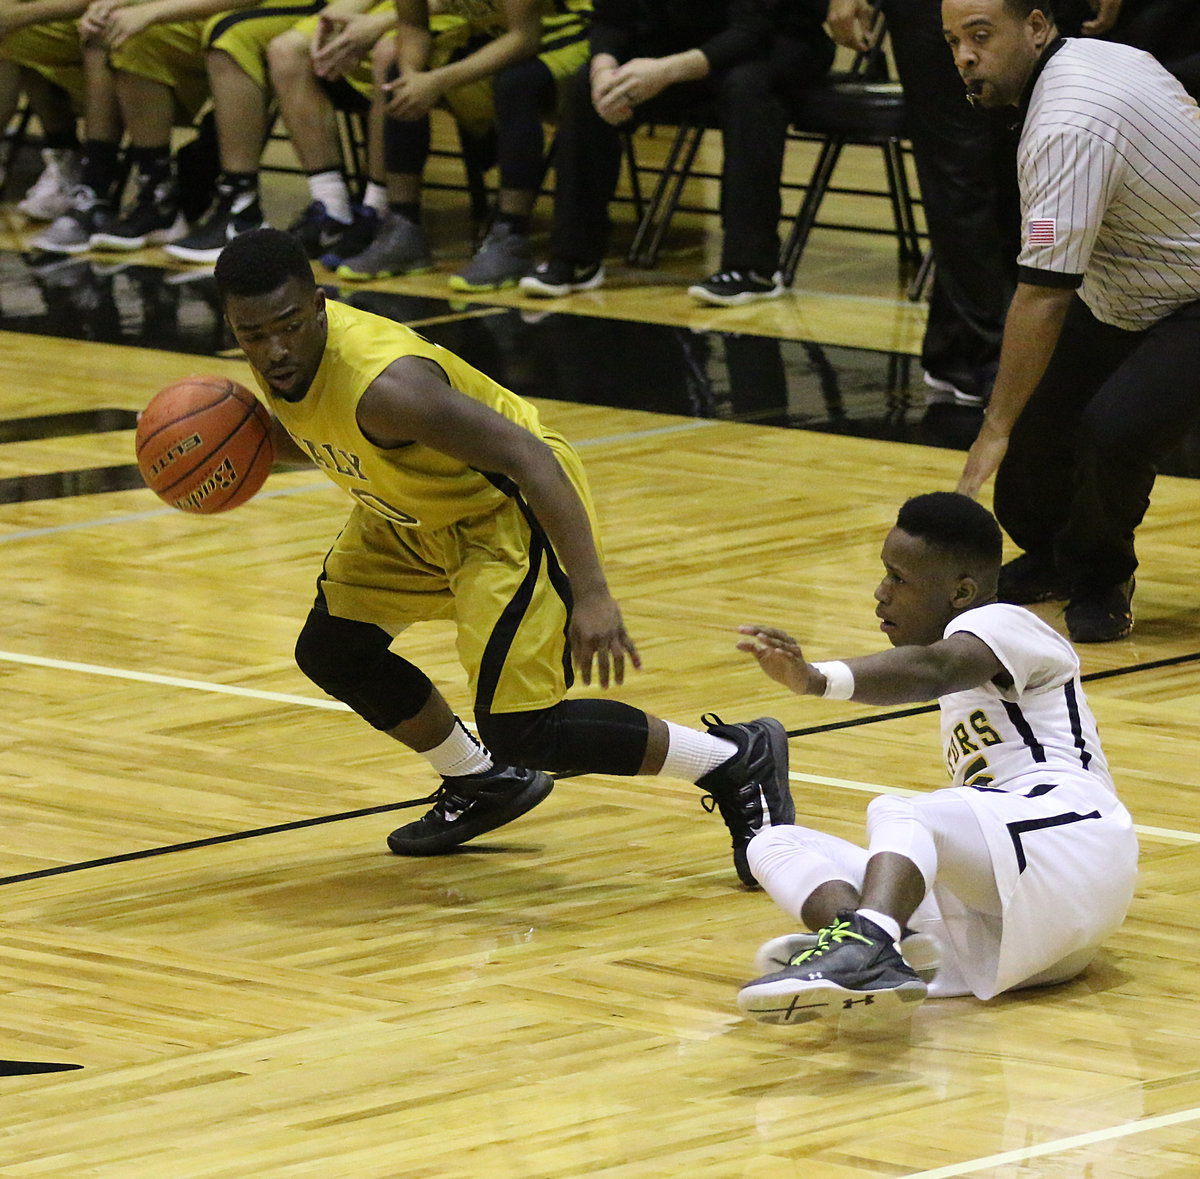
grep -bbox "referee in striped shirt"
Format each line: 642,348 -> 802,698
944,0 -> 1200,642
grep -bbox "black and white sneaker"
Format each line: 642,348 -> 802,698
519,257 -> 605,298
90,174 -> 185,251
687,269 -> 785,307
737,911 -> 928,1026
386,764 -> 554,855
164,185 -> 265,263
696,715 -> 792,887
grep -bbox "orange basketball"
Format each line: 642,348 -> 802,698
135,375 -> 274,514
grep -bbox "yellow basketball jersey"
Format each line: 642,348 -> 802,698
260,298 -> 547,532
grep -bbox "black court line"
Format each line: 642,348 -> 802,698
1,648 -> 1197,889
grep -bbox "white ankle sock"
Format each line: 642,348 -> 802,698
422,719 -> 493,778
307,169 -> 352,223
856,908 -> 902,944
363,181 -> 389,216
660,722 -> 738,781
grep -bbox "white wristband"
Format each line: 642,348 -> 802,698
813,660 -> 855,700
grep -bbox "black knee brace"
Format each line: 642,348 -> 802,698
294,607 -> 433,730
476,699 -> 649,775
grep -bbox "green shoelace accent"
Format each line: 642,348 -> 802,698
787,918 -> 873,966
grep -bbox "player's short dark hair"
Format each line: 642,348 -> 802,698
214,228 -> 315,306
1003,0 -> 1054,19
895,492 -> 1003,568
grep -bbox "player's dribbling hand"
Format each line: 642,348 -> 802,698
570,592 -> 642,689
737,625 -> 814,695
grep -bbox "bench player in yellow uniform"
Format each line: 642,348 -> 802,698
335,0 -> 592,289
213,227 -> 791,879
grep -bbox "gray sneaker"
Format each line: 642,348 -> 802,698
19,148 -> 82,221
30,185 -> 111,254
449,222 -> 531,291
335,210 -> 433,280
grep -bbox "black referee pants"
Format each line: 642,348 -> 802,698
994,295 -> 1200,592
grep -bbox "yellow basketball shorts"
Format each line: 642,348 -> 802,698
204,0 -> 327,91
107,21 -> 211,123
316,432 -> 601,715
0,21 -> 86,112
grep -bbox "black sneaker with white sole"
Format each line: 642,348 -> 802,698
737,911 -> 928,1026
386,764 -> 554,855
519,258 -> 605,297
687,269 -> 784,307
696,715 -> 792,887
164,186 -> 265,263
90,175 -> 185,251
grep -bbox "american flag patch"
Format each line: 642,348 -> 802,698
1028,218 -> 1056,245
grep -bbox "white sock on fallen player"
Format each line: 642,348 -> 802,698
856,908 -> 902,945
423,718 -> 494,778
660,722 -> 739,781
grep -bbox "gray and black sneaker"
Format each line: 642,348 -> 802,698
90,174 -> 185,251
336,210 -> 433,280
519,257 -> 605,297
450,222 -> 532,291
696,714 -> 792,887
688,269 -> 785,307
753,928 -> 941,985
29,184 -> 112,255
164,185 -> 265,263
386,764 -> 554,855
737,911 -> 928,1026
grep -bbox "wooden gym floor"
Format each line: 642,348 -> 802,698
0,123 -> 1198,1177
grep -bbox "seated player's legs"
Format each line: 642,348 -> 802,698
0,22 -> 86,220
270,3 -> 392,265
164,1 -> 322,262
337,15 -> 483,281
96,22 -> 210,250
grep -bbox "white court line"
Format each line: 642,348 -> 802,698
0,649 -> 350,711
899,1105 -> 1200,1178
790,770 -> 1200,844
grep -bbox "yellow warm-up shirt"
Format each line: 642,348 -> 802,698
257,299 -> 547,533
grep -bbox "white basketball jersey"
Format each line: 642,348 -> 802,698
938,603 -> 1113,794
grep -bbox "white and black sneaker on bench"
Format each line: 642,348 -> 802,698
519,258 -> 605,298
737,911 -> 928,1026
386,764 -> 554,855
688,269 -> 785,307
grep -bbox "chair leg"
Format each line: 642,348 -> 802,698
627,121 -> 704,268
883,138 -> 922,266
620,129 -> 645,222
781,138 -> 844,286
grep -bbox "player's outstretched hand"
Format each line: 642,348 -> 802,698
737,625 -> 814,695
570,592 -> 641,689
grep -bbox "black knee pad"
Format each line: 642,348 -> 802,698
476,699 -> 649,775
294,608 -> 433,730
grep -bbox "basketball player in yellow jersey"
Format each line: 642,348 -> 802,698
214,229 -> 790,883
